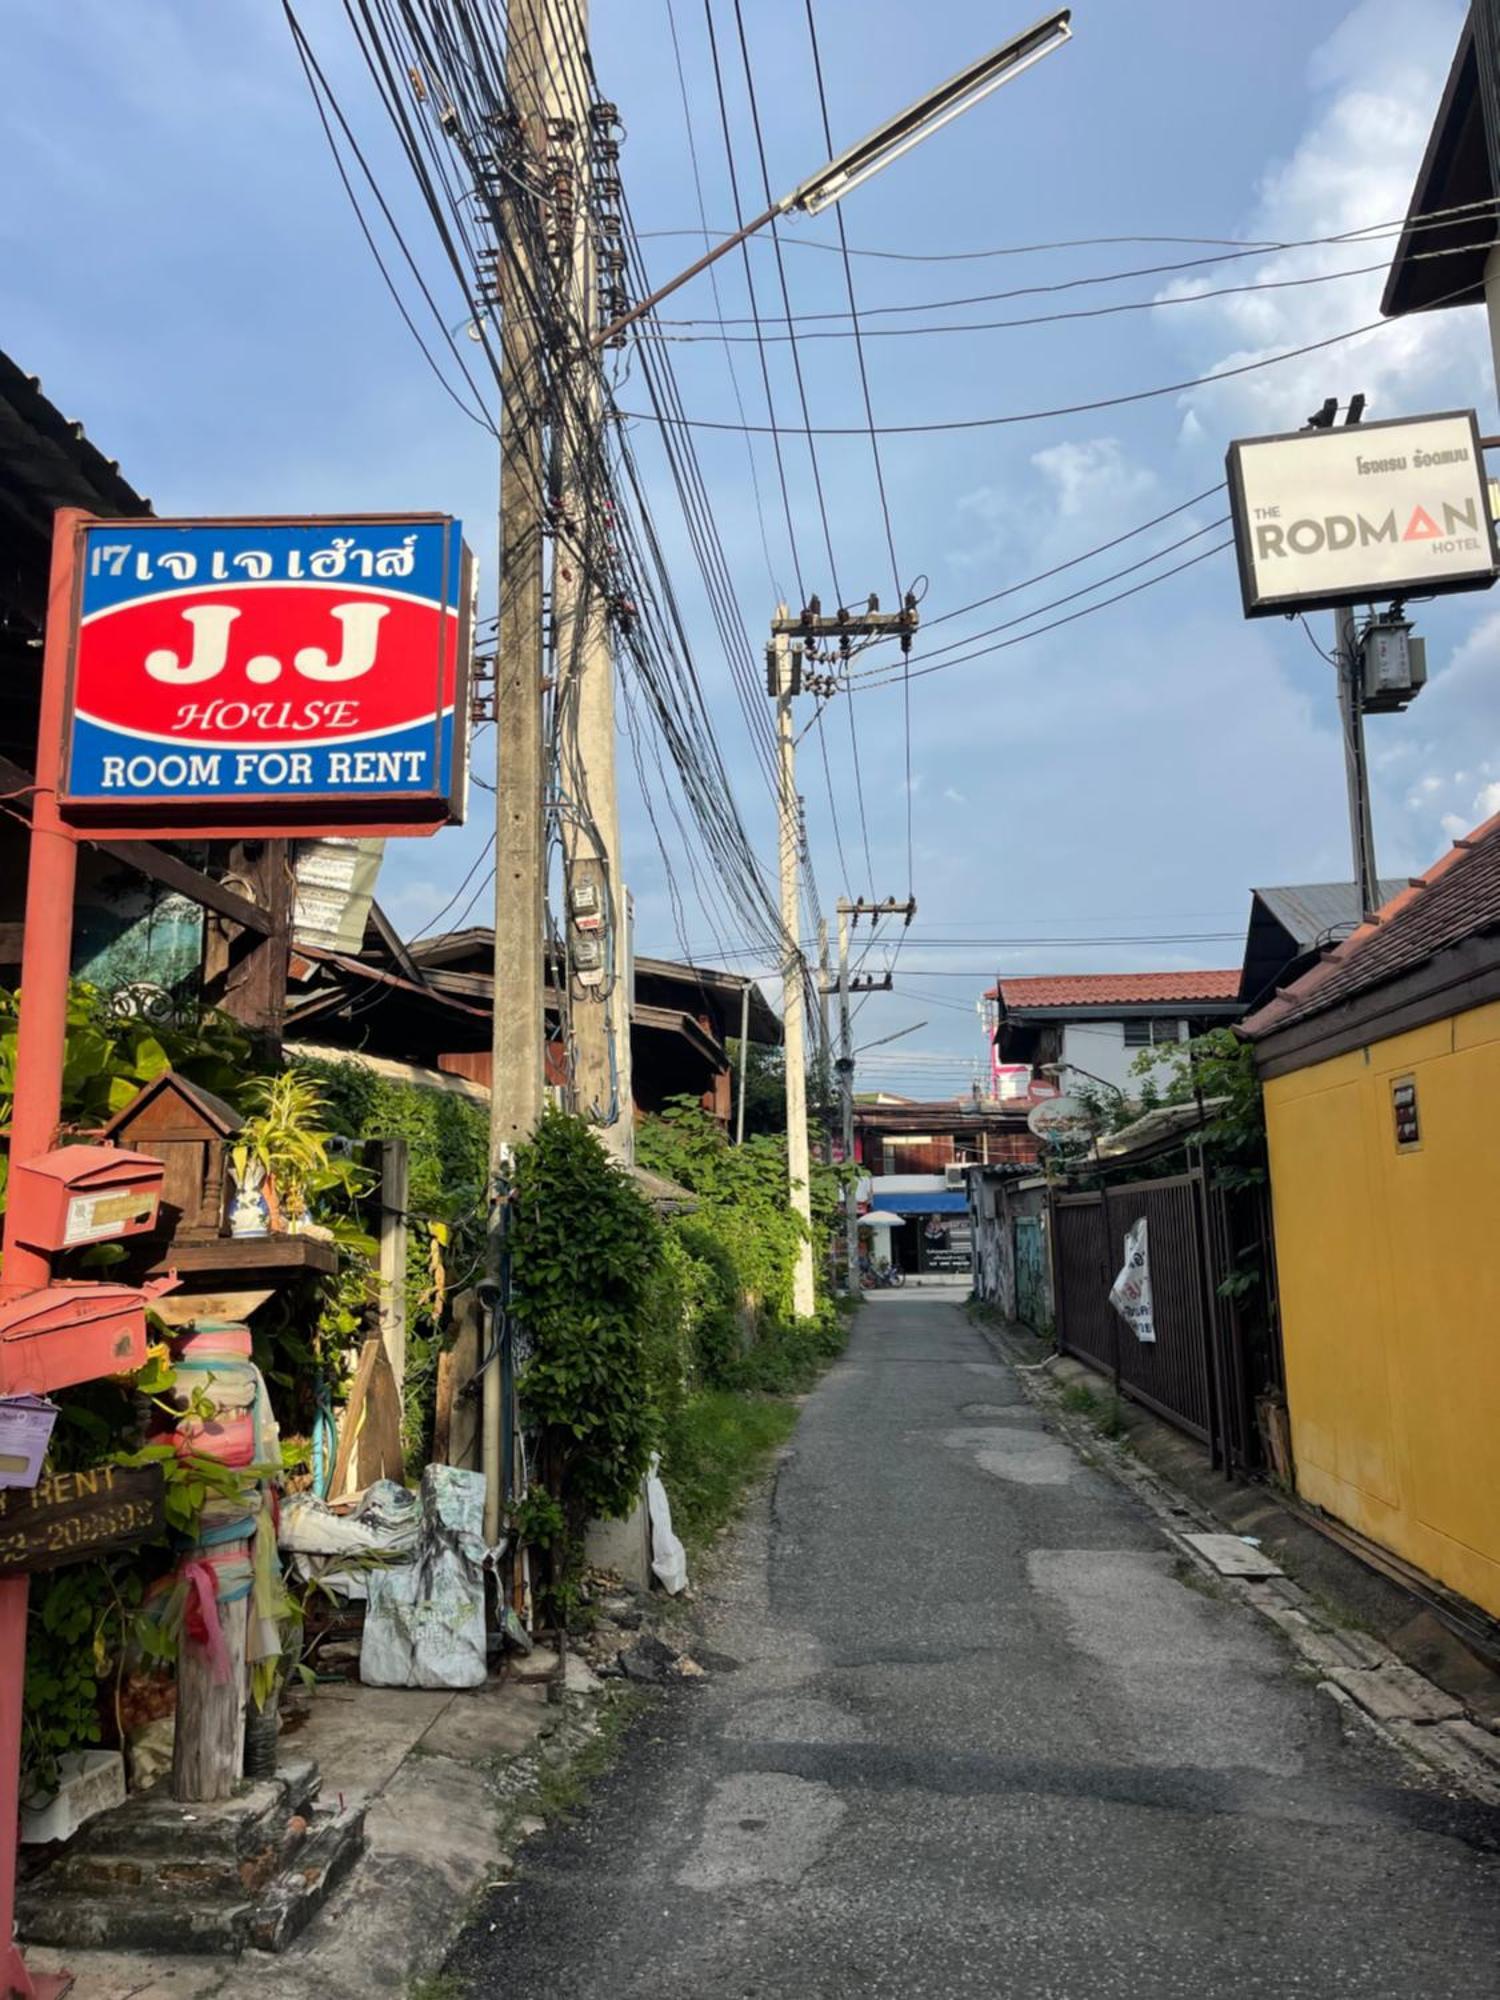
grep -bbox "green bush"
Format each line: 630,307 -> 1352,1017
510,1109 -> 660,1613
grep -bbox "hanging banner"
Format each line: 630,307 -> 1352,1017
293,837 -> 386,954
58,516 -> 473,837
1226,411 -> 1498,616
1109,1217 -> 1155,1343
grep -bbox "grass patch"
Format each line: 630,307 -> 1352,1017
659,1390 -> 799,1556
407,1976 -> 466,2000
1058,1381 -> 1126,1439
511,1686 -> 651,1826
1172,1555 -> 1229,1603
657,1309 -> 848,1557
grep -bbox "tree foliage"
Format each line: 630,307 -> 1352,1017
1129,1027 -> 1266,1184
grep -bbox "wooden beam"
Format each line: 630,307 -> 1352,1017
0,754 -> 273,935
97,838 -> 273,936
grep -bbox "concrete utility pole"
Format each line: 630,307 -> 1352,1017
484,0 -> 551,1545
554,0 -> 632,1162
817,918 -> 835,1166
1308,396 -> 1380,925
1335,602 -> 1380,921
832,896 -> 916,1293
771,608 -> 816,1320
837,902 -> 858,1294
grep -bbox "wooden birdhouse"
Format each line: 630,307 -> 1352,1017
100,1072 -> 242,1245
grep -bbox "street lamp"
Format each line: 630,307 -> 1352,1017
593,9 -> 1072,349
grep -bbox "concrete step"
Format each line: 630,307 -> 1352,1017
17,1776 -> 364,1957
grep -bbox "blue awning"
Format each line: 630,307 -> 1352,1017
878,1191 -> 968,1215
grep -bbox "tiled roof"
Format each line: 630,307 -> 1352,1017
1241,813 -> 1500,1039
994,970 -> 1243,1010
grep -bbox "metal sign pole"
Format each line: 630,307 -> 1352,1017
1,509 -> 88,2000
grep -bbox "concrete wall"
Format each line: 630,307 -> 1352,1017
970,1171 -> 1016,1316
1058,1018 -> 1187,1096
1264,997 -> 1500,1619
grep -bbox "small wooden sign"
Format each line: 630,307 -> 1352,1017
0,1462 -> 165,1577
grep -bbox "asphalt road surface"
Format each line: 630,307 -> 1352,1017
452,1294 -> 1500,1999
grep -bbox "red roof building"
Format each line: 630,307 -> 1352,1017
989,967 -> 1244,1099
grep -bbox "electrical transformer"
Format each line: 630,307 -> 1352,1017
1359,616 -> 1427,714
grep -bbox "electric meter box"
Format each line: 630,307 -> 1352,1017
9,1146 -> 165,1256
1361,622 -> 1427,713
0,1282 -> 160,1397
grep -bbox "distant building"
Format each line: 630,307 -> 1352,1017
287,921 -> 780,1131
1239,879 -> 1407,1011
989,971 -> 1243,1099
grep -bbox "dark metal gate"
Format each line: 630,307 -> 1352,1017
1052,1173 -> 1222,1452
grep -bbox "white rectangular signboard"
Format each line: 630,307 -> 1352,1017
1226,411 -> 1497,616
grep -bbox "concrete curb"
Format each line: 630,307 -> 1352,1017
973,1311 -> 1500,1809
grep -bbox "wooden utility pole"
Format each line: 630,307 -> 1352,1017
484,0 -> 550,1544
770,609 -> 816,1319
555,0 -> 633,1162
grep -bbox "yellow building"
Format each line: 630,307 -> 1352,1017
1242,817 -> 1500,1621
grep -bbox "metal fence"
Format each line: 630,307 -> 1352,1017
1052,1174 -> 1217,1448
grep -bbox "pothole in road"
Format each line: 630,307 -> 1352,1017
943,1424 -> 1079,1485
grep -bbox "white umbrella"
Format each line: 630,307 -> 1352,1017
858,1210 -> 907,1228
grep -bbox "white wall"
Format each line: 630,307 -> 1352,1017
1058,1019 -> 1185,1097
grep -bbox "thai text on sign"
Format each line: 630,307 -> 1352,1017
59,517 -> 473,833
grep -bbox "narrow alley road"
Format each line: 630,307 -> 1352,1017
453,1297 -> 1500,1999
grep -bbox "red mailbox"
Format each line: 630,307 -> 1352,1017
9,1145 -> 165,1256
0,1280 -> 174,1397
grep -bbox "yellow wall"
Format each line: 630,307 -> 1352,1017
1264,999 -> 1500,1618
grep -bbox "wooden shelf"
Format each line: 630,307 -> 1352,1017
143,1234 -> 339,1281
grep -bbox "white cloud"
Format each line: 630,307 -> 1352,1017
951,436 -> 1164,575
943,786 -> 966,804
1168,0 -> 1491,441
1477,780 -> 1500,818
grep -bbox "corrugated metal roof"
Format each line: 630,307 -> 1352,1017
1250,880 -> 1408,950
1242,815 -> 1500,1039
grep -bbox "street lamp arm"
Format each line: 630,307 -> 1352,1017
1040,1059 -> 1127,1102
783,10 -> 1072,218
591,8 -> 1071,350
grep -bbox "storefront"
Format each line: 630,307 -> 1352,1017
879,1190 -> 972,1276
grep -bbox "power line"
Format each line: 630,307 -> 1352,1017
637,251 -> 1475,343
616,309 -> 1443,437
643,197 -> 1500,326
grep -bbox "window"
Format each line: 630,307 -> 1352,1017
1123,1018 -> 1180,1047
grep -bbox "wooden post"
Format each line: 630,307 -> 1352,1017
172,1590 -> 249,1804
378,1138 -> 409,1397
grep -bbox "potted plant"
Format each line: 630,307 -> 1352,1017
228,1071 -> 342,1237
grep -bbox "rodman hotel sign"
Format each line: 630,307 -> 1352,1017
1226,412 -> 1497,617
58,515 -> 473,836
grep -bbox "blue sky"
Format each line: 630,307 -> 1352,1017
5,0 -> 1496,1092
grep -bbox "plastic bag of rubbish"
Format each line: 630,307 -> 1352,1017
280,1479 -> 419,1558
361,1466 -> 495,1689
646,1455 -> 687,1596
